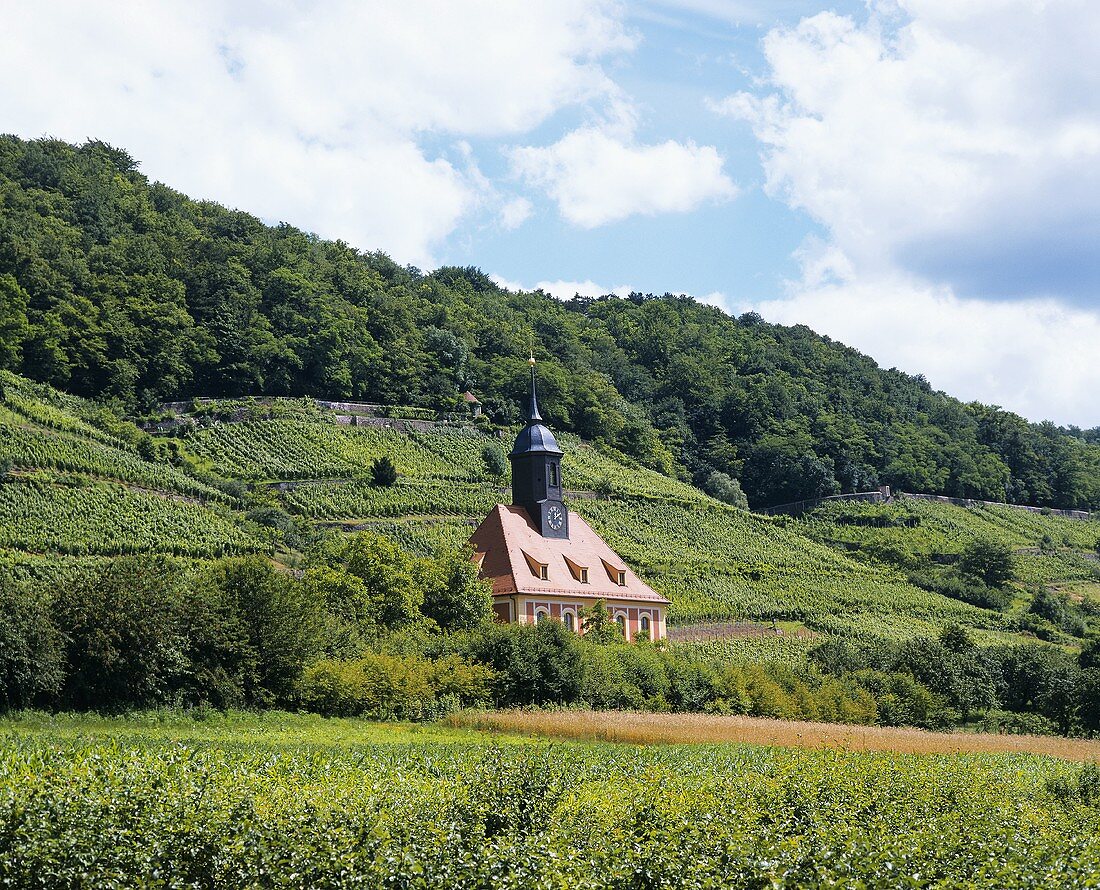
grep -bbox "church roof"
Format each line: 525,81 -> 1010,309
509,360 -> 562,456
509,422 -> 561,456
469,504 -> 669,603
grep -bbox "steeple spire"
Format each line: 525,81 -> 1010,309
526,350 -> 542,423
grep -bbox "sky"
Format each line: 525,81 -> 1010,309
3,0 -> 1100,427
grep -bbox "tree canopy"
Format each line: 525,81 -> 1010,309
1,135 -> 1098,508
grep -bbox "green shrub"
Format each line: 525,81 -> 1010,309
958,539 -> 1015,588
198,556 -> 325,705
0,577 -> 62,709
52,557 -> 187,711
298,652 -> 492,718
464,621 -> 584,707
481,443 -> 507,479
370,455 -> 398,487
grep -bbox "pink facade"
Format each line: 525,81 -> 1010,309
471,504 -> 670,641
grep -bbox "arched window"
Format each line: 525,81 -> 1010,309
563,611 -> 575,631
535,609 -> 549,624
640,615 -> 651,638
615,614 -> 627,640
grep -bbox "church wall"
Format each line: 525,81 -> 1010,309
502,595 -> 665,640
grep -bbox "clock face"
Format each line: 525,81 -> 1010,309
546,503 -> 565,531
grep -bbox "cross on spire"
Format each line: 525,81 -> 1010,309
526,350 -> 542,423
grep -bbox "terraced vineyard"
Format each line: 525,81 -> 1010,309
0,414 -> 223,499
571,499 -> 988,637
797,497 -> 1100,555
0,377 -> 260,564
0,478 -> 264,557
284,479 -> 501,519
2,375 -> 1096,651
794,498 -> 1100,588
184,420 -> 486,481
185,416 -> 708,503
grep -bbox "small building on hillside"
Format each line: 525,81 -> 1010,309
468,360 -> 668,641
462,391 -> 482,417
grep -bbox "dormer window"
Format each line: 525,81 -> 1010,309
602,558 -> 627,586
564,556 -> 589,583
522,550 -> 549,581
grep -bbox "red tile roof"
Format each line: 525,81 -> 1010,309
469,504 -> 669,603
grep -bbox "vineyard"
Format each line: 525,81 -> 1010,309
570,499 -> 989,636
2,711 -> 1100,888
0,478 -> 265,557
0,418 -> 223,499
796,497 -> 1100,555
284,479 -> 501,519
2,374 -> 1098,652
793,498 -> 1100,590
184,420 -> 487,481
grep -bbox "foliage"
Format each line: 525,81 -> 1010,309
579,598 -> 622,644
2,136 -> 1099,507
370,454 -> 398,487
481,442 -> 507,478
462,621 -> 585,707
194,556 -> 324,705
0,577 -> 62,709
298,652 -> 492,718
418,546 -> 494,632
959,538 -> 1016,588
4,715 -> 1100,887
51,557 -> 187,710
701,470 -> 749,509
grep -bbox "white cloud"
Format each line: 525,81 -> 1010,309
510,126 -> 738,227
534,279 -> 635,299
713,0 -> 1100,424
498,197 -> 534,231
713,1 -> 1100,298
751,260 -> 1100,426
490,276 -> 633,299
642,0 -> 815,27
1,0 -> 635,265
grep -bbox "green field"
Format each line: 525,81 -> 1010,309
2,711 -> 1099,888
3,377 -> 1099,649
795,497 -> 1100,563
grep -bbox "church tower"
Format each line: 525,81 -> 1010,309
509,356 -> 568,538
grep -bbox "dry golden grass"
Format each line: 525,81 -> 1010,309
447,709 -> 1100,762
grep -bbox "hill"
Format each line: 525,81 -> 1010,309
3,370 -> 1098,659
2,135 -> 1099,509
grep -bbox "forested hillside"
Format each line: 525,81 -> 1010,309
2,135 -> 1099,508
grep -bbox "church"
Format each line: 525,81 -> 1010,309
469,359 -> 669,642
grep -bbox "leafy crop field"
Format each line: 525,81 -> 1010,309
2,712 -> 1099,888
572,499 -> 987,636
3,376 -> 1095,651
0,479 -> 264,557
796,497 -> 1100,564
